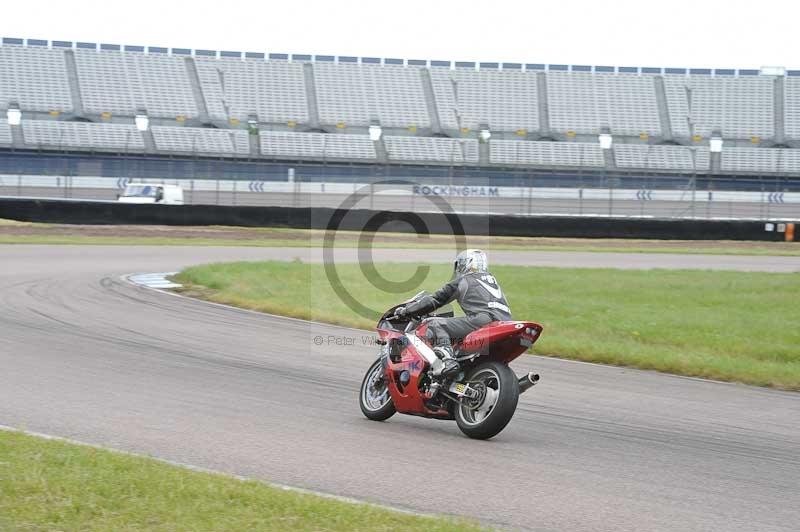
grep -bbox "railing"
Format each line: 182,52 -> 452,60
0,174 -> 798,220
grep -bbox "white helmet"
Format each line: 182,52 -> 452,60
454,249 -> 488,276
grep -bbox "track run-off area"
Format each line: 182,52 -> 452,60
1,245 -> 799,531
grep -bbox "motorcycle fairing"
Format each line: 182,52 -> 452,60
457,321 -> 543,363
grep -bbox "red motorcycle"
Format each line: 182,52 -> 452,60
359,292 -> 543,440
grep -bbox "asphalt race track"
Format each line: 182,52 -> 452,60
1,245 -> 799,531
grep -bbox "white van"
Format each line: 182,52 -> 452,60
118,183 -> 184,205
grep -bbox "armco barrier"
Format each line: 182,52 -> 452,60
0,197 -> 795,241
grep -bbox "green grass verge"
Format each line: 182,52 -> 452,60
0,234 -> 331,247
175,261 -> 800,390
0,429 -> 484,532
0,221 -> 798,256
2,233 -> 799,256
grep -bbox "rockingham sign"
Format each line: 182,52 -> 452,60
412,185 -> 500,197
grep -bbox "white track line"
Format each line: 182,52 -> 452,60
127,272 -> 182,289
124,273 -> 373,335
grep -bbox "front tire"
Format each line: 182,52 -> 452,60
359,358 -> 396,421
455,361 -> 519,440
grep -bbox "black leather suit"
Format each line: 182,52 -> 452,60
404,271 -> 512,350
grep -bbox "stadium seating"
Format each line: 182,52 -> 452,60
74,50 -> 197,118
3,41 -> 800,175
429,69 -> 539,132
313,63 -> 429,128
721,147 -> 800,173
195,57 -> 309,123
384,136 -> 479,164
490,140 -> 604,167
22,120 -> 144,150
662,74 -> 774,139
546,72 -> 661,136
614,144 -> 711,171
259,131 -> 376,160
783,78 -> 800,139
151,126 -> 250,155
0,119 -> 12,145
0,45 -> 72,113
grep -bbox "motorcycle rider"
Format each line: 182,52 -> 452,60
394,249 -> 512,377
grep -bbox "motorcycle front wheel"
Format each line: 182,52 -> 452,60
359,358 -> 396,421
455,361 -> 519,440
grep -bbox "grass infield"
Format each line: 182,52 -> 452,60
0,429 -> 484,532
1,220 -> 799,256
175,261 -> 800,390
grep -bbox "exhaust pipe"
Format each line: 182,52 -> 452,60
518,372 -> 540,394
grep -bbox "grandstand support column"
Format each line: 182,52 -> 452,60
249,131 -> 261,157
710,149 -> 721,174
654,76 -> 673,142
603,145 -> 617,171
774,75 -> 786,145
9,122 -> 25,149
374,137 -> 388,164
420,69 -> 443,135
185,58 -> 211,121
63,51 -> 86,117
302,64 -> 321,129
603,150 -> 617,171
478,138 -> 490,166
536,72 -> 551,137
141,129 -> 157,153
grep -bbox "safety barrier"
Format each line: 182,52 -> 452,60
0,197 -> 795,241
2,175 -> 799,221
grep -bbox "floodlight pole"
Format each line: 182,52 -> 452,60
598,132 -> 613,215
689,146 -> 697,219
448,136 -> 456,206
124,129 -> 130,193
685,86 -> 698,219
58,129 -> 69,198
643,143 -> 653,217
517,140 -> 532,215
450,78 -> 461,204
323,134 -> 329,210
578,142 -> 585,215
770,147 -> 785,220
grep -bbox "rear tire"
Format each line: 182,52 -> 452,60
359,358 -> 396,421
455,361 -> 519,440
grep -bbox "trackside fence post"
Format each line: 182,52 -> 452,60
527,175 -> 532,216
608,178 -> 614,216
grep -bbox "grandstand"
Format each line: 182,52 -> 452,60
2,37 -> 800,181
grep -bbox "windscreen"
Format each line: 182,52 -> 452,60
122,185 -> 158,198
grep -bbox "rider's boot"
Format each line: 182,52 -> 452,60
433,345 -> 460,377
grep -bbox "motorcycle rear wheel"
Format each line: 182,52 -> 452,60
455,361 -> 519,440
359,358 -> 396,421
